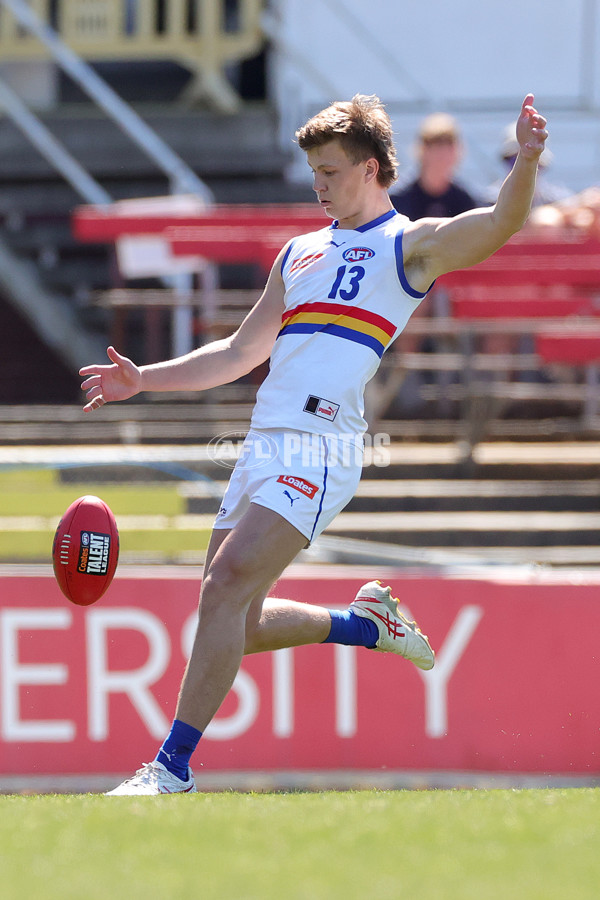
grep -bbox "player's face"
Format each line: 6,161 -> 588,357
307,140 -> 375,227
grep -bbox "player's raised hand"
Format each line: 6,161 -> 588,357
79,345 -> 142,412
516,93 -> 548,162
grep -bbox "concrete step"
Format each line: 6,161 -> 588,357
364,441 -> 600,480
0,402 -> 255,444
345,479 -> 600,513
182,478 -> 600,515
326,510 -> 600,548
307,535 -> 600,568
0,104 -> 286,181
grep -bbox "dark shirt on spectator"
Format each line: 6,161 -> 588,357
391,180 -> 478,220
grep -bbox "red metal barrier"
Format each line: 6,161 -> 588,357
536,334 -> 600,364
72,202 -> 327,271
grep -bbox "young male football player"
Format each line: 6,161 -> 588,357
80,93 -> 548,794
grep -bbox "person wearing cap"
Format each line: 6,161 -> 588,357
391,112 -> 478,220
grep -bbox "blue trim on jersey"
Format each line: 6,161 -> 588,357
280,241 -> 294,274
355,209 -> 398,233
394,229 -> 434,298
332,209 -> 398,234
278,321 -> 385,357
310,437 -> 329,542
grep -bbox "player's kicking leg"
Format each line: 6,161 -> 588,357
244,582 -> 434,669
106,505 -> 308,795
105,509 -> 434,795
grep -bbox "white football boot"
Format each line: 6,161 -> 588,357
105,760 -> 197,795
350,580 -> 435,670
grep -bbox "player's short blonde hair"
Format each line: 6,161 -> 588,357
296,94 -> 398,189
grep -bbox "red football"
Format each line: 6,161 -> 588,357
52,495 -> 119,606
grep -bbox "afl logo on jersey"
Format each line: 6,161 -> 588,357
343,247 -> 375,262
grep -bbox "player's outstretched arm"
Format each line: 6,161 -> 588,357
80,246 -> 287,412
403,94 -> 548,289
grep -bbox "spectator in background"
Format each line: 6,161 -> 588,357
380,113 -> 478,421
485,122 -> 571,208
391,112 -> 479,219
529,185 -> 600,234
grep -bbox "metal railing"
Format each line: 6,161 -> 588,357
0,0 -> 265,111
0,0 -> 216,198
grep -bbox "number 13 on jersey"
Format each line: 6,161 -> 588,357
328,264 -> 366,301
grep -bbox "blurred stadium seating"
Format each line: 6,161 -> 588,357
0,1 -> 598,570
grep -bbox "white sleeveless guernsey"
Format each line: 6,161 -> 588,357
250,209 -> 431,437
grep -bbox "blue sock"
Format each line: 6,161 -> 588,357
322,609 -> 379,648
155,719 -> 202,781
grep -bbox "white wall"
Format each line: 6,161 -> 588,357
266,0 -> 600,195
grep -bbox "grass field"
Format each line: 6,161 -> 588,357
0,468 -> 212,562
1,789 -> 598,899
